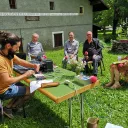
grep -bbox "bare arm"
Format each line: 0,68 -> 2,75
14,55 -> 40,72
0,70 -> 34,85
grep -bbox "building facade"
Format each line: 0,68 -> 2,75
0,0 -> 107,51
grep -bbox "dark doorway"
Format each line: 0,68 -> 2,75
54,33 -> 63,47
93,25 -> 101,38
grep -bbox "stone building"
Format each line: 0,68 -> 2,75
0,0 -> 108,51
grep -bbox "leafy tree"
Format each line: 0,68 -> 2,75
94,0 -> 128,37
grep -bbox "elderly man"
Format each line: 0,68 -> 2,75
0,31 -> 40,119
64,32 -> 79,61
83,31 -> 102,76
27,33 -> 44,58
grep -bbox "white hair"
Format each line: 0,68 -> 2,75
32,33 -> 39,38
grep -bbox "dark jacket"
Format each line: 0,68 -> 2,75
83,38 -> 103,57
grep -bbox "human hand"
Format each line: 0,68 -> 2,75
93,55 -> 96,59
70,54 -> 74,59
34,64 -> 40,72
24,70 -> 35,77
85,56 -> 89,60
83,61 -> 86,65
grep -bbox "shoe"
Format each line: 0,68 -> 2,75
3,107 -> 14,119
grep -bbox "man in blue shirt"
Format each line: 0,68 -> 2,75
27,33 -> 44,58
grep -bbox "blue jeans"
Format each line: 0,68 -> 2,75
84,55 -> 101,75
0,82 -> 26,100
92,55 -> 101,75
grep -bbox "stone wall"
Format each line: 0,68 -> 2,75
111,40 -> 128,53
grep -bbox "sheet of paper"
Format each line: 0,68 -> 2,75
30,79 -> 53,93
105,123 -> 123,128
30,81 -> 41,93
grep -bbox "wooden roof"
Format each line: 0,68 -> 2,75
89,0 -> 109,12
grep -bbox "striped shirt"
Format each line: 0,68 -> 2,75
64,39 -> 79,56
27,42 -> 44,56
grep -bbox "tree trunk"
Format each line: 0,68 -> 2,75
112,19 -> 118,36
103,26 -> 106,35
112,0 -> 120,38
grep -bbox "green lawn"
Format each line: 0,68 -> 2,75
1,42 -> 128,128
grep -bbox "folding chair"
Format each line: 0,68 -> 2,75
86,57 -> 105,75
0,99 -> 4,123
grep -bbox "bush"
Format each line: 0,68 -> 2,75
104,34 -> 118,43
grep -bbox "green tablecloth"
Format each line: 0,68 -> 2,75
29,67 -> 91,98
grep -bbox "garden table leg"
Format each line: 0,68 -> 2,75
68,98 -> 72,128
80,93 -> 84,128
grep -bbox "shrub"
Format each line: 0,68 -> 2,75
104,34 -> 118,43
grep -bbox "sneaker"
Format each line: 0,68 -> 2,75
3,107 -> 14,119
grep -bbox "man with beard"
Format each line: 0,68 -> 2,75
0,31 -> 40,119
83,31 -> 102,76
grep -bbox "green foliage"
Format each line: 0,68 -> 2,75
66,59 -> 85,75
94,0 -> 128,35
104,34 -> 118,43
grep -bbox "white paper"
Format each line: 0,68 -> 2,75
105,123 -> 123,128
30,80 -> 53,93
33,74 -> 44,78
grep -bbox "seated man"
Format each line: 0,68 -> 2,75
63,32 -> 79,62
83,31 -> 102,76
105,56 -> 128,89
0,31 -> 40,119
27,33 -> 45,59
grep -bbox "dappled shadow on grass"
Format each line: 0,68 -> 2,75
4,96 -> 68,128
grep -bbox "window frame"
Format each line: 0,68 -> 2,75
79,6 -> 84,14
49,1 -> 55,10
9,0 -> 17,9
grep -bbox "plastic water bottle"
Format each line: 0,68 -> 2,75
28,53 -> 31,61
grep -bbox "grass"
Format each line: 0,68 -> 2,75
98,28 -> 128,41
1,42 -> 128,128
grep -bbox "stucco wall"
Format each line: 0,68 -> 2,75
0,0 -> 93,51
